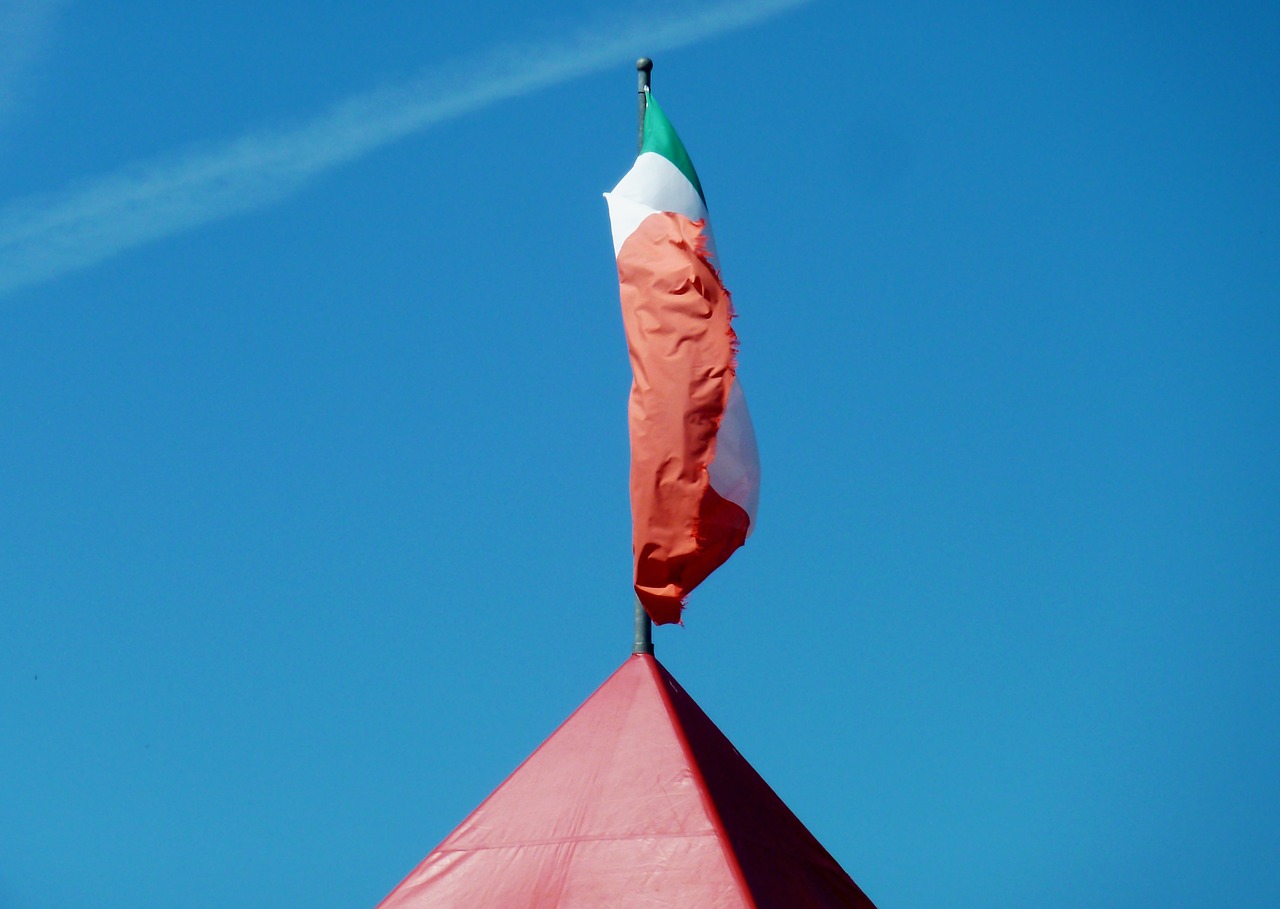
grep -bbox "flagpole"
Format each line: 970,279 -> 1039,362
632,56 -> 655,657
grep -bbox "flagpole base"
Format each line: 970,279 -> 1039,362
633,597 -> 654,655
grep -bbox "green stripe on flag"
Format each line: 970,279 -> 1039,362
641,92 -> 706,205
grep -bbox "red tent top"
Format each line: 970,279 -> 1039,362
375,654 -> 877,908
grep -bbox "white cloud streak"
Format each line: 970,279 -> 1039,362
0,0 -> 815,297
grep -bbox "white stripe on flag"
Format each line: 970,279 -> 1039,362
707,377 -> 760,532
605,152 -> 715,260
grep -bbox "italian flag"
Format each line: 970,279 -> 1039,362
605,91 -> 760,626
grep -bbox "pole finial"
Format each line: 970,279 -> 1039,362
636,56 -> 651,153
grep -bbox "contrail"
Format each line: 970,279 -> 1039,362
0,0 -> 815,298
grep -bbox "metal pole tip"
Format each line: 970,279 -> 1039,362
636,57 -> 653,73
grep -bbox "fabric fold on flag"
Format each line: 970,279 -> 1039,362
605,91 -> 760,626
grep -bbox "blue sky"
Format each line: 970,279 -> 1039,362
2,1 -> 1277,906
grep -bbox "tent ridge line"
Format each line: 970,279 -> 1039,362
390,657 -> 638,888
645,655 -> 759,909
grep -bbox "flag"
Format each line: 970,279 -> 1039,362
605,90 -> 760,625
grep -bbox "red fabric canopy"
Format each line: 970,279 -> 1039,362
375,654 -> 877,908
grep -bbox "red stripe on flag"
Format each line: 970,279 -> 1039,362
617,211 -> 748,625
